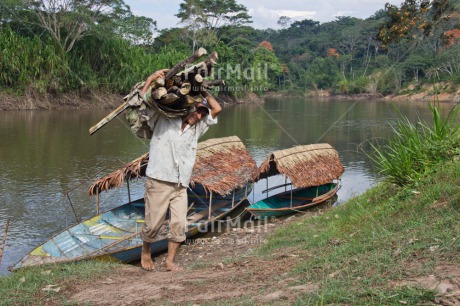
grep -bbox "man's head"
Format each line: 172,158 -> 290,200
184,102 -> 209,126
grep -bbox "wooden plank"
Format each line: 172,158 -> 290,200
89,101 -> 129,135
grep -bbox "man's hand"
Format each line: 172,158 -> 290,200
140,69 -> 169,97
202,91 -> 222,118
148,69 -> 169,82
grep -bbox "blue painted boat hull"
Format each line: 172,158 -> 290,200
247,183 -> 339,218
11,192 -> 251,271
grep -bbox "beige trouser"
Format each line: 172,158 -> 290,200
141,178 -> 187,243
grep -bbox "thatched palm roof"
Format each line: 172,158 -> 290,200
256,143 -> 344,188
88,153 -> 149,196
88,136 -> 257,196
190,136 -> 257,195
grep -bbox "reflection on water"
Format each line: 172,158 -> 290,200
0,98 -> 453,274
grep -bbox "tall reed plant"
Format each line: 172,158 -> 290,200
369,102 -> 460,186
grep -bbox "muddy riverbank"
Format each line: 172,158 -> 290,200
2,87 -> 459,111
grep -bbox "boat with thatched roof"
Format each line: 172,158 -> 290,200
11,136 -> 257,271
247,144 -> 344,218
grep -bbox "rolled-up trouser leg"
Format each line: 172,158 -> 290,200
167,185 -> 187,243
141,178 -> 171,243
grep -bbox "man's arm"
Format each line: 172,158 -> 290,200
202,91 -> 222,118
140,69 -> 169,98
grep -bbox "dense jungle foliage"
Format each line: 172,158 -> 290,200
0,0 -> 459,98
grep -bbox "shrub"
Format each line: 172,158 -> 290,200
368,102 -> 460,186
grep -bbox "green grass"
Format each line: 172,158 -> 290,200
0,260 -> 121,305
369,102 -> 460,186
258,161 -> 460,305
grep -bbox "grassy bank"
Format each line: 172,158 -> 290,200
259,160 -> 460,304
0,261 -> 121,305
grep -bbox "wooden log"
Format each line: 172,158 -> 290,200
154,77 -> 165,88
180,82 -> 191,96
176,93 -> 205,109
184,95 -> 196,106
166,76 -> 182,89
204,52 -> 218,74
159,93 -> 180,105
0,218 -> 10,264
89,101 -> 129,135
165,47 -> 207,80
203,79 -> 225,89
206,60 -> 216,78
178,51 -> 218,79
180,62 -> 207,78
166,78 -> 174,89
193,95 -> 204,104
204,52 -> 218,77
152,87 -> 167,100
206,51 -> 219,63
194,74 -> 204,83
167,86 -> 179,94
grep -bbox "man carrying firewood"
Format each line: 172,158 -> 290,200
139,69 -> 222,271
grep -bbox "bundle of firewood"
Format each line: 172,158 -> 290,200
146,47 -> 224,117
88,48 -> 225,136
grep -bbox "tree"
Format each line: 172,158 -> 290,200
250,46 -> 282,91
176,0 -> 252,49
338,26 -> 362,60
15,0 -> 155,52
289,19 -> 320,29
305,57 -> 340,89
219,25 -> 266,46
403,53 -> 433,81
378,0 -> 458,46
277,16 -> 292,29
152,27 -> 192,52
176,0 -> 252,29
114,14 -> 157,45
258,40 -> 274,52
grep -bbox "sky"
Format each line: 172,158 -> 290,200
124,0 -> 403,30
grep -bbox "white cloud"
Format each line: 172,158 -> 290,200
125,0 -> 403,29
277,10 -> 317,19
333,11 -> 356,18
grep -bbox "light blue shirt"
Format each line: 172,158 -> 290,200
145,106 -> 218,187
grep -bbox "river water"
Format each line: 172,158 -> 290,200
0,97 -> 448,274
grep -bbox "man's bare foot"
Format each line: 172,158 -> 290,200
165,261 -> 183,272
141,241 -> 154,271
141,253 -> 155,271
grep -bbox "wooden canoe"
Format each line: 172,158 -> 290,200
11,189 -> 250,271
247,183 -> 339,218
